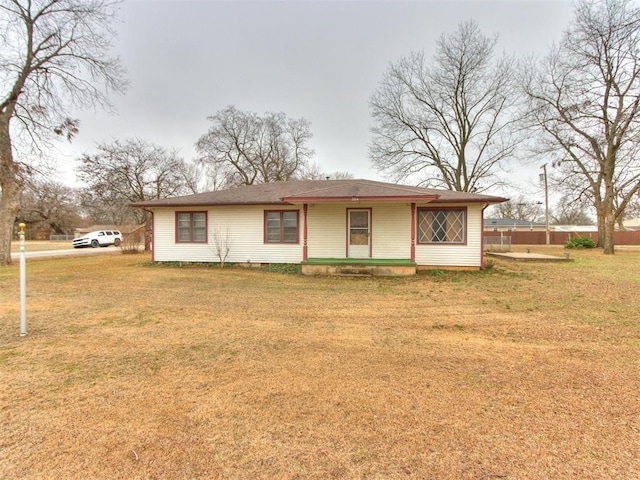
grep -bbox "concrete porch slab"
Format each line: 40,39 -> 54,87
485,252 -> 574,262
302,258 -> 416,276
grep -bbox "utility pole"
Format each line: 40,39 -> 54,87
541,164 -> 550,245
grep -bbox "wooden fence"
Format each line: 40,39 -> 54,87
484,230 -> 640,245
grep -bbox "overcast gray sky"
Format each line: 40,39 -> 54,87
55,0 -> 575,198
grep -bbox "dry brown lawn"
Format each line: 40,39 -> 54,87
0,248 -> 639,479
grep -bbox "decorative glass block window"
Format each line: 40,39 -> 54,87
265,211 -> 299,243
176,212 -> 207,243
417,208 -> 466,244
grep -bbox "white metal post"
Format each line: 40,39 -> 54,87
541,164 -> 550,245
19,223 -> 26,337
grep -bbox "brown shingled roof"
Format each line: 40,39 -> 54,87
131,179 -> 508,207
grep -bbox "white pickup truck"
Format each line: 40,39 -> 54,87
72,230 -> 123,248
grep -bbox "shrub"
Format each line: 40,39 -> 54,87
261,263 -> 301,274
120,233 -> 141,254
426,269 -> 446,277
483,258 -> 496,270
565,235 -> 597,249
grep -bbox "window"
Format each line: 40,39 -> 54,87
418,208 -> 466,244
265,210 -> 299,243
176,212 -> 207,243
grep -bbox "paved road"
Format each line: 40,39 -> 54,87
10,246 -> 124,261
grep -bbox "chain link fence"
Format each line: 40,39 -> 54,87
49,235 -> 75,241
484,235 -> 512,252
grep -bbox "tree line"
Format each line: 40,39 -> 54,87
2,0 -> 640,263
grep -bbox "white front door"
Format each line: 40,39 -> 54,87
348,209 -> 371,258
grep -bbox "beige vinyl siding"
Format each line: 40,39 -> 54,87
414,203 -> 484,267
306,203 -> 347,258
152,206 -> 302,263
370,204 -> 412,259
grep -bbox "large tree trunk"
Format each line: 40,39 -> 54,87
0,182 -> 21,265
602,170 -> 616,255
0,116 -> 23,265
595,206 -> 606,249
603,207 -> 616,255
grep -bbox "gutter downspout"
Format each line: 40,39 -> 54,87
144,209 -> 154,261
481,203 -> 488,269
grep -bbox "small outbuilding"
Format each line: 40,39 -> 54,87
133,179 -> 507,275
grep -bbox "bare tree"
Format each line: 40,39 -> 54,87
17,178 -> 83,236
77,188 -> 137,226
76,138 -> 194,249
551,194 -> 594,225
524,0 -> 640,254
0,0 -> 126,264
195,106 -> 314,187
211,228 -> 232,268
370,20 -> 522,193
488,196 -> 544,222
298,162 -> 354,180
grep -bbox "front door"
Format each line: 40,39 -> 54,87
348,209 -> 371,258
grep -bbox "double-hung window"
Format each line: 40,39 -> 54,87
265,210 -> 299,244
176,212 -> 207,243
418,208 -> 466,244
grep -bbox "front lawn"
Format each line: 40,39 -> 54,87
0,249 -> 638,479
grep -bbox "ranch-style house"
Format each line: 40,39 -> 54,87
133,179 -> 508,275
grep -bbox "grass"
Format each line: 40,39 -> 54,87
0,247 -> 639,479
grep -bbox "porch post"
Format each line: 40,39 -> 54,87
303,203 -> 308,261
410,202 -> 416,263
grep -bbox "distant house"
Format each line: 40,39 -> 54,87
133,179 -> 507,274
484,218 -> 546,232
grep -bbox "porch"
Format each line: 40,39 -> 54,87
301,258 -> 417,276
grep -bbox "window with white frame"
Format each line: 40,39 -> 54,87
417,208 -> 466,244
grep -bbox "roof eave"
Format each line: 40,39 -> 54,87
281,195 -> 439,203
132,200 -> 291,208
431,197 -> 509,204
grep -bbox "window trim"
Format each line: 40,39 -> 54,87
264,210 -> 300,244
175,211 -> 208,244
417,207 -> 467,245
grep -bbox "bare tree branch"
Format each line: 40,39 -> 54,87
370,20 -> 524,193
